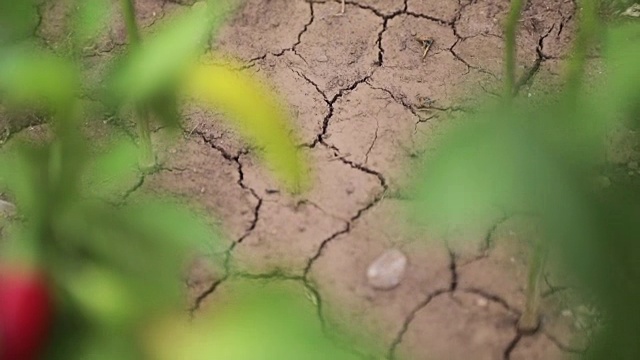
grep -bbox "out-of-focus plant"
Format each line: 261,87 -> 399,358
145,284 -> 359,360
109,0 -> 306,189
410,0 -> 640,356
0,48 -> 214,359
0,0 -> 315,358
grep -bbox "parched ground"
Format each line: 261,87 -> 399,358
1,0 -> 602,359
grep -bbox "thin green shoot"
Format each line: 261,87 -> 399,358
503,0 -> 525,103
119,0 -> 155,171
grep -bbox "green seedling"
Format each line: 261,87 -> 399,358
410,0 -> 640,355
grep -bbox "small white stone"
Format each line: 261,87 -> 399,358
317,54 -> 328,62
476,297 -> 489,307
367,249 -> 408,290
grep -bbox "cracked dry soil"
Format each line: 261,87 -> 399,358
5,0 -> 594,359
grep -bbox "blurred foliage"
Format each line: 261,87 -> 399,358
146,284 -> 357,360
0,0 -> 39,46
0,132 -> 219,359
410,1 -> 640,357
0,0 -> 316,358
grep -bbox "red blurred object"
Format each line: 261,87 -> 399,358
0,268 -> 53,360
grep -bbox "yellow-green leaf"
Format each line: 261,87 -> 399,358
182,61 -> 308,192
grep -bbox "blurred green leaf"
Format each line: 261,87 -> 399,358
64,265 -> 136,328
184,62 -> 307,191
0,142 -> 48,219
51,197 -> 218,317
0,46 -> 78,114
72,0 -> 112,46
121,197 -> 220,254
409,109 -> 596,246
601,22 -> 640,122
146,282 -> 357,360
0,0 -> 39,45
83,137 -> 139,199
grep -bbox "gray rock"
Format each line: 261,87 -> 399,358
366,249 -> 407,290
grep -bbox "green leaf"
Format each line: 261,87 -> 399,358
0,46 -> 78,114
409,110 -> 593,244
601,22 -> 640,122
0,143 -> 48,219
64,265 -> 137,328
146,282 -> 359,360
121,197 -> 222,254
183,62 -> 308,191
0,0 -> 39,45
83,137 -> 139,199
52,199 -> 216,308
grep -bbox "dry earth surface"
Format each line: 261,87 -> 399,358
1,0 -> 615,359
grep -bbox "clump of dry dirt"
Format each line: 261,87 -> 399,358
3,0 -> 595,359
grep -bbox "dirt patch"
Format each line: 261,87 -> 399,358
394,292 -> 518,360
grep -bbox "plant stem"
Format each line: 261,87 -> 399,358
518,238 -> 548,333
503,0 -> 525,103
564,0 -> 599,107
120,0 -> 156,170
136,107 -> 156,172
120,0 -> 141,47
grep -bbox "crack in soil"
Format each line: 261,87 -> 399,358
245,1 -> 315,66
448,247 -> 459,291
449,35 -> 501,79
514,23 -> 556,94
189,276 -> 227,315
363,119 -> 379,164
387,283 -> 528,360
367,82 -> 460,122
405,10 -> 451,26
387,289 -> 450,359
317,75 -> 374,145
294,70 -> 375,148
541,274 -> 569,298
337,0 -> 403,17
375,18 -> 388,66
121,174 -> 146,201
461,288 -> 521,315
503,333 -> 522,360
0,114 -> 46,149
195,131 -> 262,246
180,132 -> 263,310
